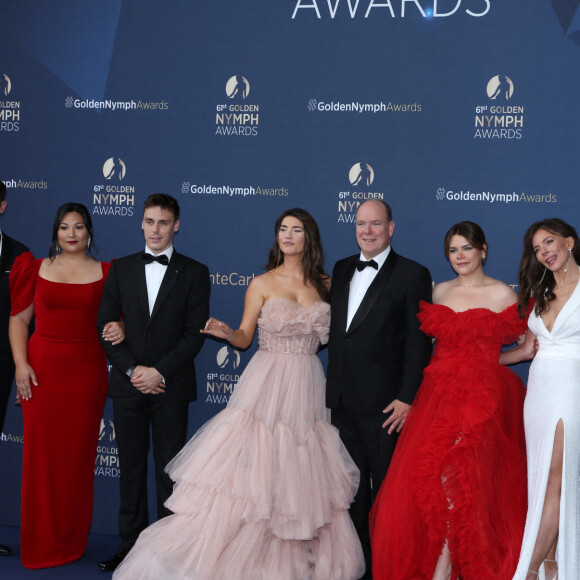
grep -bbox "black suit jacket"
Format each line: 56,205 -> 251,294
326,250 -> 433,414
1,233 -> 30,353
97,250 -> 210,401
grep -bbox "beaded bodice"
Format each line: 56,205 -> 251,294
257,298 -> 330,357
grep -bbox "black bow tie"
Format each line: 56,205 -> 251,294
142,253 -> 169,266
356,259 -> 378,272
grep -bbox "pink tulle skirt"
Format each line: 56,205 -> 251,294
113,343 -> 365,580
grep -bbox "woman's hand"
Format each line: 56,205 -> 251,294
199,278 -> 264,350
15,363 -> 37,401
102,321 -> 125,345
500,329 -> 538,365
519,329 -> 539,359
201,317 -> 234,340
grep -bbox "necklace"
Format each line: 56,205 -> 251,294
460,279 -> 486,289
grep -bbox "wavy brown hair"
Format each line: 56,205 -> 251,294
266,208 -> 330,302
518,218 -> 580,317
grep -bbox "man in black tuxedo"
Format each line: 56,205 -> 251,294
97,193 -> 210,572
0,181 -> 29,557
327,199 -> 432,578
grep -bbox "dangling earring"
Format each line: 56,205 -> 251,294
87,237 -> 92,251
538,266 -> 547,284
482,253 -> 487,265
564,248 -> 572,273
56,244 -> 62,255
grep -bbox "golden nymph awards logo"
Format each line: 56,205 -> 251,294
205,346 -> 242,405
215,75 -> 259,136
95,418 -> 120,478
474,75 -> 524,140
0,73 -> 20,132
92,157 -> 135,216
336,162 -> 385,223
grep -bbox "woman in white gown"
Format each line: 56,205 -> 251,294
510,219 -> 580,580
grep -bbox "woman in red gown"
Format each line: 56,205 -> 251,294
9,203 -> 122,569
370,222 -> 533,580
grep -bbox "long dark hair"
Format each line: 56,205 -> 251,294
266,208 -> 330,302
49,202 -> 95,260
443,221 -> 488,261
518,218 -> 580,317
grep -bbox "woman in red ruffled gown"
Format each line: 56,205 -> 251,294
370,222 -> 533,580
9,203 -> 122,569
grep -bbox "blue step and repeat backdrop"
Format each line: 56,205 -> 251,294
1,0 -> 579,534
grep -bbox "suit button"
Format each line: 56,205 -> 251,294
345,339 -> 352,343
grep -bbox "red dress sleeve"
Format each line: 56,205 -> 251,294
499,302 -> 530,343
9,252 -> 39,315
417,300 -> 450,339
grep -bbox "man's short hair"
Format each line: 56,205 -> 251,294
0,181 -> 7,203
143,193 -> 180,221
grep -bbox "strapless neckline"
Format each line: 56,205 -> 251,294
263,296 -> 328,310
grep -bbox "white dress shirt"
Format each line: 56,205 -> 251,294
346,246 -> 391,330
144,245 -> 173,315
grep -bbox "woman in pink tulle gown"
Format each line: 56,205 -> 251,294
113,208 -> 365,580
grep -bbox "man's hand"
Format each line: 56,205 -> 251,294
130,366 -> 166,394
382,399 -> 411,434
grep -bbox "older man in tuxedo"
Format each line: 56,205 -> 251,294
97,193 -> 210,572
0,180 -> 29,557
327,199 -> 432,578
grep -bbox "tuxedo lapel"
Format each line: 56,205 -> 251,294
347,251 -> 397,335
0,236 -> 13,280
150,252 -> 184,320
128,254 -> 150,319
333,257 -> 357,336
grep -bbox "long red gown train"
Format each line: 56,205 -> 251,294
370,302 -> 528,580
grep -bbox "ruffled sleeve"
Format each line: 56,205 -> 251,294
417,300 -> 449,339
9,252 -> 39,315
498,302 -> 530,344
